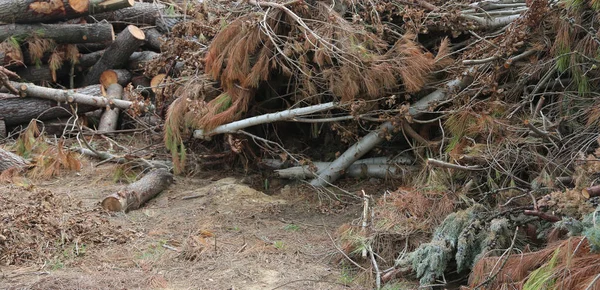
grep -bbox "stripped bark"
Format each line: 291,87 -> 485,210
0,148 -> 28,173
84,25 -> 145,85
0,23 -> 114,43
310,68 -> 476,187
97,83 -> 123,131
9,81 -> 147,110
101,168 -> 174,212
0,0 -> 134,24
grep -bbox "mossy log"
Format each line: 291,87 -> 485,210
0,23 -> 114,43
0,0 -> 134,24
83,25 -> 145,85
101,168 -> 174,212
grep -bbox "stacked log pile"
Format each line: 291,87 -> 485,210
0,0 -> 180,137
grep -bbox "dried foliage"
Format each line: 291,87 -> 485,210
0,188 -> 130,266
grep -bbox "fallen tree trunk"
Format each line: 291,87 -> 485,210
143,27 -> 162,51
309,68 -> 477,187
84,25 -> 145,85
0,0 -> 134,24
9,81 -> 148,110
14,65 -> 69,84
126,50 -> 159,72
88,2 -> 165,26
0,23 -> 114,43
98,83 -> 123,131
0,148 -> 28,173
0,93 -> 98,126
101,168 -> 174,212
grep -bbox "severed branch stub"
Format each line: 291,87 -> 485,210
101,168 -> 174,212
582,185 -> 600,199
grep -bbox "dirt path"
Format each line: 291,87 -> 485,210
1,163 -> 368,289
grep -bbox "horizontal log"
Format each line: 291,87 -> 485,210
14,64 -> 69,84
126,50 -> 158,72
0,94 -> 98,126
101,168 -> 174,212
88,2 -> 165,26
0,0 -> 134,24
0,23 -> 114,43
0,148 -> 28,173
100,69 -> 131,87
143,27 -> 162,51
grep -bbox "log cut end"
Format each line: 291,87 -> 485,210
150,74 -> 166,93
69,0 -> 91,13
101,194 -> 124,211
127,25 -> 146,41
100,69 -> 131,88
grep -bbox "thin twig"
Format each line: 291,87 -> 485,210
427,158 -> 484,171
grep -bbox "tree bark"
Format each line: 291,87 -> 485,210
14,64 -> 69,84
0,23 -> 114,44
9,81 -> 147,110
0,148 -> 28,173
83,25 -> 145,85
126,50 -> 158,72
88,2 -> 164,26
0,119 -> 5,138
98,83 -> 122,131
0,92 -> 98,126
0,0 -> 134,24
101,168 -> 174,212
143,27 -> 162,51
99,69 -> 131,87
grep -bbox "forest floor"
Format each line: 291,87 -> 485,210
0,159 -> 374,290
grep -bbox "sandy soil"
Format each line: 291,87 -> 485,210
0,160 -> 374,290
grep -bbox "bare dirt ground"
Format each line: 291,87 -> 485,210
0,160 -> 371,290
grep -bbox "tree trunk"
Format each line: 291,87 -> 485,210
126,50 -> 158,72
0,93 -> 98,126
0,23 -> 114,43
9,81 -> 147,110
0,0 -> 134,24
14,64 -> 69,84
77,50 -> 104,69
88,2 -> 164,26
143,27 -> 162,51
101,168 -> 174,212
0,148 -> 28,173
83,25 -> 145,85
99,69 -> 131,87
98,83 -> 123,131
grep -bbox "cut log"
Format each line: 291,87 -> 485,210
0,148 -> 28,173
88,2 -> 165,26
9,81 -> 148,110
143,27 -> 162,51
77,42 -> 109,53
14,65 -> 69,84
0,91 -> 98,126
78,50 -> 104,69
101,168 -> 174,212
0,0 -> 134,24
97,83 -> 123,131
83,25 -> 145,85
126,50 -> 158,72
150,73 -> 166,94
582,185 -> 600,199
0,23 -> 114,44
99,69 -> 131,87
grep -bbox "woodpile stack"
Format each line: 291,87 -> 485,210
0,0 -> 180,137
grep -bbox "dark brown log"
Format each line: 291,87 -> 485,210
99,69 -> 131,88
0,0 -> 134,24
143,27 -> 162,51
88,2 -> 164,26
98,83 -> 122,131
0,148 -> 28,172
14,65 -> 69,84
126,50 -> 158,72
0,89 -> 99,126
583,185 -> 600,199
0,23 -> 114,43
101,168 -> 174,212
83,25 -> 145,85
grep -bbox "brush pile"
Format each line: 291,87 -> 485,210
3,0 -> 600,288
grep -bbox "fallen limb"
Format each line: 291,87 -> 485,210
427,158 -> 484,171
78,147 -> 171,170
582,185 -> 600,199
0,0 -> 134,24
9,81 -> 149,111
261,156 -> 414,170
193,102 -> 342,140
0,23 -> 114,43
101,168 -> 174,212
309,68 -> 476,187
276,163 -> 415,180
0,95 -> 98,126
